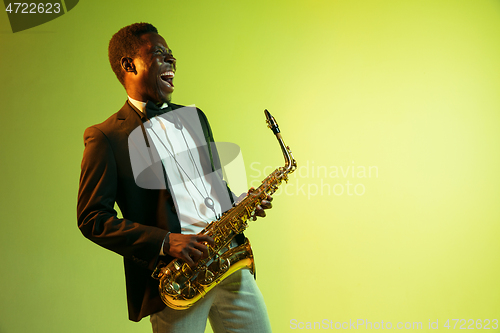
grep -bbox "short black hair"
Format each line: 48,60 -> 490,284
108,23 -> 159,85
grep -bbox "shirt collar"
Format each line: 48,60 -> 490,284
127,96 -> 169,114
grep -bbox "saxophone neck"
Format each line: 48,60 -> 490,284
276,132 -> 297,175
266,109 -> 296,177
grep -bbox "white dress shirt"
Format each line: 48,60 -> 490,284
128,97 -> 223,237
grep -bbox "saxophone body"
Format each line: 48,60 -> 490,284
152,110 -> 296,310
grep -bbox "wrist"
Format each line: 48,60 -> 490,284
161,232 -> 171,256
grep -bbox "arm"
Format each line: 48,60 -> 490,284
77,126 -> 167,271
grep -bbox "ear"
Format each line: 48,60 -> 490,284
120,57 -> 137,74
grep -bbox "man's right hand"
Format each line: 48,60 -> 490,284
164,233 -> 215,267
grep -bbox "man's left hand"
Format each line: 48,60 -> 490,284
237,189 -> 273,221
253,194 -> 273,220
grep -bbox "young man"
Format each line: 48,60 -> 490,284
77,23 -> 272,332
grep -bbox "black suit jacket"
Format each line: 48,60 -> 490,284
77,101 -> 232,321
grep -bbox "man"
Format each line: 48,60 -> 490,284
77,23 -> 272,332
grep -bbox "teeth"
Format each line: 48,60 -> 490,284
161,71 -> 175,78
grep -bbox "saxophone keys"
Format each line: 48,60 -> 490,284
182,280 -> 197,299
218,257 -> 230,272
181,263 -> 193,276
203,268 -> 215,284
165,281 -> 181,295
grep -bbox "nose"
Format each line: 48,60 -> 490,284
166,54 -> 176,70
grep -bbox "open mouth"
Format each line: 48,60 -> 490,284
160,71 -> 175,88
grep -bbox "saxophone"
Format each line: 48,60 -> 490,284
152,110 -> 297,310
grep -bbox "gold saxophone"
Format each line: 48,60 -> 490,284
152,110 -> 297,310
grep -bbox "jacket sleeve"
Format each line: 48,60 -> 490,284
77,126 -> 168,271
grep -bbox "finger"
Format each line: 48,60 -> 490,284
260,200 -> 272,209
181,249 -> 196,267
237,192 -> 247,202
254,205 -> 266,218
193,241 -> 209,258
266,194 -> 273,202
197,235 -> 215,247
190,248 -> 204,263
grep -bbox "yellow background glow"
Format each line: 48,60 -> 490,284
0,0 -> 499,332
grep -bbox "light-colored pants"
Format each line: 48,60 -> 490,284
150,268 -> 272,333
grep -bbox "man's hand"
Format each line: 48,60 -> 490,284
254,194 -> 273,220
237,189 -> 273,221
164,233 -> 215,267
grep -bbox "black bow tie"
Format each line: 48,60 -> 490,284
145,100 -> 183,130
145,100 -> 172,119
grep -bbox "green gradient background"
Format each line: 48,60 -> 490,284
1,1 -> 499,332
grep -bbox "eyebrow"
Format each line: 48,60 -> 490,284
154,46 -> 173,54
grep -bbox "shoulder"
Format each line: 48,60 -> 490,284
83,101 -> 143,144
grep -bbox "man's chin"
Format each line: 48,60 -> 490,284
158,92 -> 173,104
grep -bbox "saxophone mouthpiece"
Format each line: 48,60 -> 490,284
264,109 -> 280,134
